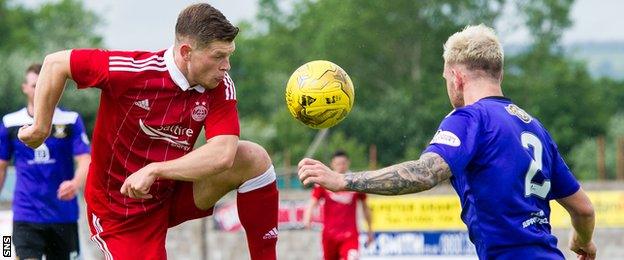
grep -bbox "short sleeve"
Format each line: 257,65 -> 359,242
204,74 -> 240,139
311,185 -> 324,200
70,49 -> 110,90
423,108 -> 481,177
0,121 -> 12,160
71,115 -> 91,156
548,141 -> 580,199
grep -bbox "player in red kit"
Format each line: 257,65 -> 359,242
304,151 -> 373,260
18,3 -> 278,260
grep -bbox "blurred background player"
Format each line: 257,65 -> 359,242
298,24 -> 596,260
304,150 -> 373,260
0,63 -> 91,260
17,3 -> 278,260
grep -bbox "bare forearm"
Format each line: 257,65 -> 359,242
34,51 -> 72,129
155,153 -> 230,181
154,138 -> 237,181
0,161 -> 7,195
0,170 -> 5,195
73,155 -> 90,187
571,210 -> 595,244
344,152 -> 451,195
557,189 -> 595,245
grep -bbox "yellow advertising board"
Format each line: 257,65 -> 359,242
367,191 -> 624,231
550,190 -> 624,228
367,195 -> 466,231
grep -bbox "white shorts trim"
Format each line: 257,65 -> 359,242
90,213 -> 114,260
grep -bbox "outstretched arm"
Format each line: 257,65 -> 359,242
345,153 -> 451,195
298,152 -> 451,195
18,50 -> 72,148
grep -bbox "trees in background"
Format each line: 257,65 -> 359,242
1,0 -> 622,179
0,0 -> 102,130
570,114 -> 624,180
231,0 -> 623,175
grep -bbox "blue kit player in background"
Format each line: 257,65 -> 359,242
298,24 -> 597,260
0,63 -> 91,260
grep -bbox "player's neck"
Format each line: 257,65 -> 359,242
463,81 -> 504,106
173,49 -> 196,86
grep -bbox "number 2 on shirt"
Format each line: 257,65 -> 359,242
521,132 -> 551,199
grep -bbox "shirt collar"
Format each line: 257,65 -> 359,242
164,46 -> 205,93
481,96 -> 510,102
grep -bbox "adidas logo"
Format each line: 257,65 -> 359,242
134,99 -> 150,111
262,227 -> 278,240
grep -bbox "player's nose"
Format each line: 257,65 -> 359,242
220,57 -> 231,71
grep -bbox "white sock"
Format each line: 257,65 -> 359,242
238,165 -> 276,193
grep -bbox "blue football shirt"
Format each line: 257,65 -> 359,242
424,97 -> 580,259
0,108 -> 90,223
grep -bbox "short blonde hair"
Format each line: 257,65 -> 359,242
443,24 -> 503,78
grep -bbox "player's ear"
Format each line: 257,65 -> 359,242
451,68 -> 463,90
179,44 -> 192,61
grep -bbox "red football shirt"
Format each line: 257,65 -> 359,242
312,185 -> 366,238
70,47 -> 239,219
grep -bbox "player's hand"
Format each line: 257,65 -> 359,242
298,158 -> 346,192
57,179 -> 79,200
569,235 -> 596,260
120,163 -> 159,199
18,124 -> 50,149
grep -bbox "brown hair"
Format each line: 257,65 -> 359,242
331,150 -> 349,160
175,3 -> 239,47
26,63 -> 42,75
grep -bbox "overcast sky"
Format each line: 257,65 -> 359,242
18,0 -> 624,50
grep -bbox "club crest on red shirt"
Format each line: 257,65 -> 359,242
192,101 -> 208,122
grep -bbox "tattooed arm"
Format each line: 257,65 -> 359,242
298,152 -> 452,195
344,152 -> 451,195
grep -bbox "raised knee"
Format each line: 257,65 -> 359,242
236,141 -> 272,171
236,141 -> 276,191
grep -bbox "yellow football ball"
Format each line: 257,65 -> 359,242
285,60 -> 355,129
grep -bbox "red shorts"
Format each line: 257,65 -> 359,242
322,232 -> 359,260
87,181 -> 213,260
